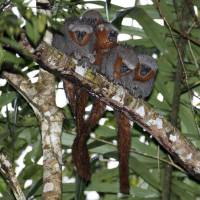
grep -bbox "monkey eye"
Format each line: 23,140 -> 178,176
75,31 -> 79,37
140,64 -> 151,76
82,31 -> 86,36
108,30 -> 117,41
120,64 -> 130,73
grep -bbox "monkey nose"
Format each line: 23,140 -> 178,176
77,32 -> 86,42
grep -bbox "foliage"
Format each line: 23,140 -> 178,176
0,0 -> 199,199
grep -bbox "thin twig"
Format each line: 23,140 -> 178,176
155,0 -> 200,136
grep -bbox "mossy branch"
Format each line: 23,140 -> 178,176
30,41 -> 200,181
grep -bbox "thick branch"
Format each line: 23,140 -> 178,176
33,41 -> 200,180
3,70 -> 64,200
0,153 -> 26,200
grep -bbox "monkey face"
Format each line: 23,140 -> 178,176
134,55 -> 157,81
134,64 -> 155,81
52,17 -> 79,55
130,55 -> 157,98
81,9 -> 104,27
53,17 -> 96,64
95,23 -> 118,50
114,55 -> 132,79
68,24 -> 93,46
108,29 -> 118,43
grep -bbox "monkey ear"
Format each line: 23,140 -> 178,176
81,9 -> 105,27
138,54 -> 158,71
118,46 -> 139,70
52,17 -> 78,55
52,18 -> 78,52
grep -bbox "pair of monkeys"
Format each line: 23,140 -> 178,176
53,9 -> 157,194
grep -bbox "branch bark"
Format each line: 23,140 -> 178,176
3,69 -> 64,200
32,41 -> 200,180
0,153 -> 26,200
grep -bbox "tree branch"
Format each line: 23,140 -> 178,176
0,153 -> 26,200
3,69 -> 64,200
32,41 -> 200,180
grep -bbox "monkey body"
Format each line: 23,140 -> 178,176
92,22 -> 119,71
99,48 -> 157,194
52,9 -> 158,195
52,10 -> 107,183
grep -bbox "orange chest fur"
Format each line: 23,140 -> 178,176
95,29 -> 116,49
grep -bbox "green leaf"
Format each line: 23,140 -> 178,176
25,14 -> 47,46
0,37 -> 31,59
112,7 -> 167,52
26,20 -> 40,46
92,168 -> 118,183
129,157 -> 161,190
38,15 -> 47,33
3,50 -> 25,65
26,178 -> 42,198
106,0 -> 111,9
95,126 -> 116,137
0,37 -> 23,51
0,177 -> 7,192
0,45 -> 4,68
75,175 -> 86,200
62,132 -> 76,147
0,92 -> 16,108
102,194 -> 160,200
88,182 -> 119,193
131,187 -> 159,198
179,103 -> 199,136
156,1 -> 176,24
